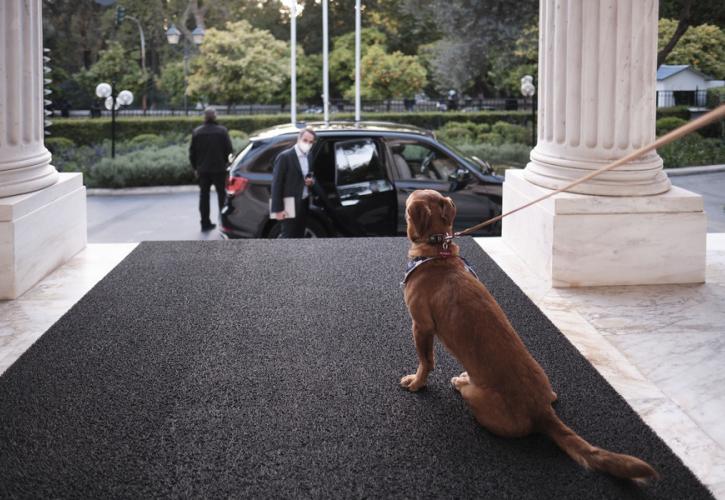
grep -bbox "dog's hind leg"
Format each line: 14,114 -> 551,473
451,372 -> 470,391
458,384 -> 533,438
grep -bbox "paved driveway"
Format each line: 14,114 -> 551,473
86,171 -> 725,243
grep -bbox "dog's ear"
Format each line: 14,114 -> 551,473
407,200 -> 432,238
440,197 -> 456,225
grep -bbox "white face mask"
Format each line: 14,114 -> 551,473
297,140 -> 312,154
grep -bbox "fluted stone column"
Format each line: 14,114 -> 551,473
0,0 -> 58,198
524,0 -> 671,196
0,0 -> 86,299
501,0 -> 705,287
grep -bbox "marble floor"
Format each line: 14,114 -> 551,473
1,237 -> 723,498
475,234 -> 725,499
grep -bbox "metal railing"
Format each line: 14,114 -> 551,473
656,90 -> 710,108
63,97 -> 534,118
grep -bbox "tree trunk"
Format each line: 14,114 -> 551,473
657,0 -> 692,67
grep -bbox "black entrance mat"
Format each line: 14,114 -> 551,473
0,238 -> 713,499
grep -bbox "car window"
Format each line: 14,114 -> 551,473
247,138 -> 296,173
390,141 -> 459,181
335,139 -> 385,186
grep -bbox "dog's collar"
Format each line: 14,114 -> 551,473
401,255 -> 479,287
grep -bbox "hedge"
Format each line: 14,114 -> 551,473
50,111 -> 532,146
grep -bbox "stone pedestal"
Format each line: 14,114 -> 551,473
502,0 -> 706,287
0,0 -> 86,299
503,170 -> 706,287
0,173 -> 87,299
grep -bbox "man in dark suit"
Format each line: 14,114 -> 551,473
189,107 -> 233,231
270,127 -> 317,238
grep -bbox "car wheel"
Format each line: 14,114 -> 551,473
266,218 -> 327,239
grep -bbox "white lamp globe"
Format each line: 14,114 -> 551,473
117,90 -> 134,106
96,82 -> 112,98
521,82 -> 536,97
104,96 -> 121,111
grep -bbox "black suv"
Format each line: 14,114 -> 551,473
220,121 -> 503,238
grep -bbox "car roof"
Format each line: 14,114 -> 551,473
249,121 -> 435,141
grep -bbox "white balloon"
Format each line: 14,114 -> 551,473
117,90 -> 134,106
96,82 -> 112,98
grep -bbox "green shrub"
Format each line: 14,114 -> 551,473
658,135 -> 725,168
455,143 -> 531,168
656,106 -> 691,120
229,129 -> 248,141
129,133 -> 164,147
656,117 -> 688,136
45,137 -> 76,153
491,121 -> 529,144
706,87 -> 725,108
84,143 -> 194,188
52,111 -> 531,146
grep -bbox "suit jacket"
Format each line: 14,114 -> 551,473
270,146 -> 308,213
189,122 -> 233,174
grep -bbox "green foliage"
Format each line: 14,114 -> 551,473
658,135 -> 725,168
45,137 -> 76,153
347,45 -> 427,101
49,133 -> 249,188
74,41 -> 147,102
658,19 -> 725,79
274,50 -> 323,104
187,20 -> 288,105
228,130 -> 249,141
656,106 -> 692,120
52,111 -> 532,146
129,133 -> 165,147
707,87 -> 725,108
157,61 -> 187,108
86,144 -> 194,188
436,120 -> 528,145
656,117 -> 688,136
330,28 -> 388,97
454,143 -> 532,168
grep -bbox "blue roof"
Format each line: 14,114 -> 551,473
657,64 -> 691,80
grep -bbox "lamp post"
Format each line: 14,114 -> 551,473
96,82 -> 134,158
166,23 -> 204,115
520,75 -> 536,147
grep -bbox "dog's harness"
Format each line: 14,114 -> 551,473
401,234 -> 479,287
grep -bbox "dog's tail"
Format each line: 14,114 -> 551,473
538,409 -> 658,484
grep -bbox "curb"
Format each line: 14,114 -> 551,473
664,164 -> 725,176
87,185 -> 201,196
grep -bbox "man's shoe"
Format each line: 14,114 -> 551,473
201,222 -> 217,232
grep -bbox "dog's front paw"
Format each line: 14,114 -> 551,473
400,374 -> 426,392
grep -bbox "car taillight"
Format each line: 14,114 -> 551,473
226,175 -> 249,196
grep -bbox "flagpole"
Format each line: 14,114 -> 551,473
354,0 -> 361,124
322,0 -> 329,124
290,1 -> 297,125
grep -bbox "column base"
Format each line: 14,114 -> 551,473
502,169 -> 706,287
0,172 -> 87,299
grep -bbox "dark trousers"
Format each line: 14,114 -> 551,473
198,171 -> 226,225
280,197 -> 309,238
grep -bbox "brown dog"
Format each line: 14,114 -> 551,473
401,189 -> 657,483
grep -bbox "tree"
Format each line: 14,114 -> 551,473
73,41 -> 146,105
187,20 -> 288,106
329,28 -> 387,98
345,45 -> 427,108
657,0 -> 725,67
156,61 -> 187,107
658,19 -> 725,79
401,0 -> 538,96
488,23 -> 538,96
